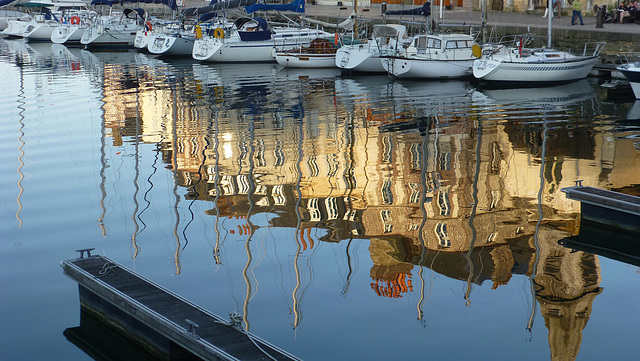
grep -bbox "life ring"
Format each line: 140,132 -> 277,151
213,27 -> 224,39
70,16 -> 81,25
145,21 -> 152,32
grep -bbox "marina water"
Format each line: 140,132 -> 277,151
1,37 -> 639,360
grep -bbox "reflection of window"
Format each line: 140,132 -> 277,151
255,185 -> 267,195
486,232 -> 497,243
410,143 -> 421,169
308,155 -> 319,177
343,210 -> 357,221
382,136 -> 393,163
381,210 -> 392,233
439,152 -> 451,170
409,183 -> 420,204
435,223 -> 451,248
491,142 -> 501,174
256,140 -> 266,167
437,189 -> 450,216
490,190 -> 500,210
237,175 -> 249,194
221,175 -> 235,195
274,143 -> 285,166
183,171 -> 192,186
380,210 -> 391,223
190,137 -> 199,157
308,198 -> 321,221
382,179 -> 393,205
272,185 -> 286,205
325,197 -> 338,220
327,154 -> 338,177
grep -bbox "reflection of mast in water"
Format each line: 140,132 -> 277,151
171,100 -> 182,275
527,121 -> 548,333
292,120 -> 304,329
212,109 -> 222,265
342,115 -> 357,297
242,119 -> 257,332
15,65 -> 26,228
131,96 -> 141,259
416,118 -> 431,323
464,122 -> 482,306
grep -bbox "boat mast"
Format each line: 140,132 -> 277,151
547,0 -> 552,48
482,0 -> 487,44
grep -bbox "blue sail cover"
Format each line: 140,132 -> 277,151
244,0 -> 305,15
115,0 -> 177,10
90,0 -> 113,5
385,1 -> 430,17
182,0 -> 257,17
0,0 -> 18,7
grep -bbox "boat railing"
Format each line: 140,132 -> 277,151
583,42 -> 606,57
616,51 -> 640,64
495,33 -> 538,48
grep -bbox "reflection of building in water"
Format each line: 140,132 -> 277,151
98,66 -> 625,301
534,226 -> 602,361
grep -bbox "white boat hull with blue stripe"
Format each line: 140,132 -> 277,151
473,42 -> 605,83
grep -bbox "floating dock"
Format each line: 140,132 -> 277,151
562,185 -> 640,234
559,223 -> 640,267
62,250 -> 300,361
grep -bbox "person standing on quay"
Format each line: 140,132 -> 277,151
572,0 -> 585,25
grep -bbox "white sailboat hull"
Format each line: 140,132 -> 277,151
335,44 -> 386,73
193,28 -> 330,63
383,56 -> 474,78
2,19 -> 32,37
148,33 -> 194,56
275,52 -> 336,68
193,37 -> 297,62
51,25 -> 84,44
81,23 -> 139,47
473,56 -> 599,82
24,22 -> 58,41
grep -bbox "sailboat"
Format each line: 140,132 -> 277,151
191,0 -> 331,63
472,1 -> 605,83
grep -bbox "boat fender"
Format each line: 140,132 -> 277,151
145,21 -> 152,32
471,44 -> 482,58
195,24 -> 202,39
70,16 -> 81,25
214,27 -> 224,39
334,33 -> 339,46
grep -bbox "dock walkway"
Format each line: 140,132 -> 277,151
563,185 -> 640,233
62,252 -> 300,361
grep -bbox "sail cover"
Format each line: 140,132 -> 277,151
182,0 -> 257,16
244,0 -> 304,15
0,0 -> 18,7
384,1 -> 430,17
300,11 -> 356,29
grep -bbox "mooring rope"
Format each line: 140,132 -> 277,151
97,262 -> 118,277
215,312 -> 277,361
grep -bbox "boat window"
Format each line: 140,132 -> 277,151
426,37 -> 435,48
457,40 -> 470,48
433,39 -> 441,49
446,41 -> 456,49
416,36 -> 427,48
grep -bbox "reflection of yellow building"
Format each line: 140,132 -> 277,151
534,227 -> 602,361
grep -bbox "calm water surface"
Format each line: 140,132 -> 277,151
1,38 -> 639,361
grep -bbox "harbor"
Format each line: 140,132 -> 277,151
2,1 -> 640,360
